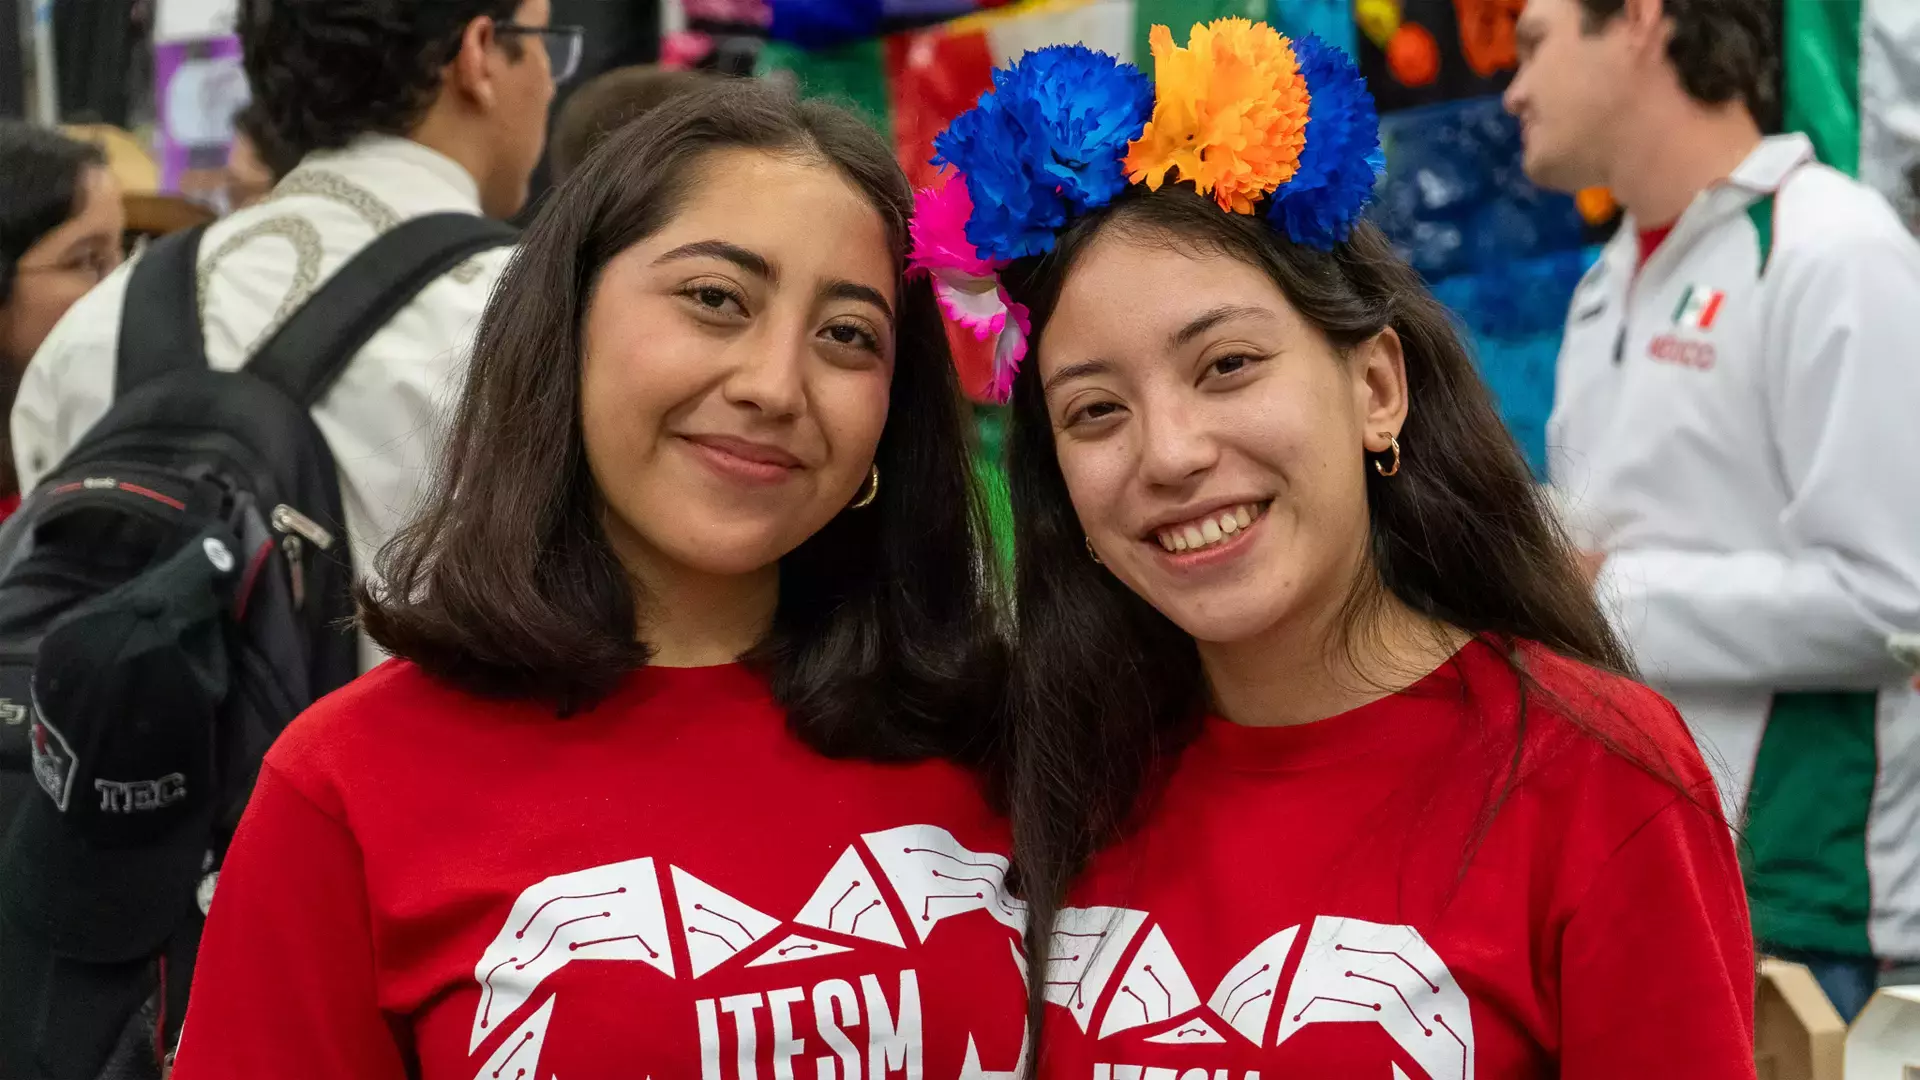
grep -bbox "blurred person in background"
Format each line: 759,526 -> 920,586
548,64 -> 718,183
1508,0 -> 1920,1017
12,0 -> 571,673
0,121 -> 122,518
0,118 -> 121,959
224,101 -> 302,211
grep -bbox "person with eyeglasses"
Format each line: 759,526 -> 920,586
0,121 -> 123,518
12,0 -> 568,675
500,18 -> 587,89
2,4 -> 569,1075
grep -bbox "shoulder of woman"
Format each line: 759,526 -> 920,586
262,659 -> 496,792
1505,641 -> 1720,802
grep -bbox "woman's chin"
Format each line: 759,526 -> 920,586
607,517 -> 800,584
655,539 -> 792,580
1152,597 -> 1291,648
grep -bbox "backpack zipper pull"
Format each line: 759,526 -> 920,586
282,535 -> 306,611
270,504 -> 335,551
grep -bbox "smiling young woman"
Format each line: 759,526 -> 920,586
1002,149 -> 1755,1080
167,81 -> 1025,1080
914,21 -> 1754,1080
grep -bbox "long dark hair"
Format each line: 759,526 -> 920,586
997,187 -> 1655,1056
361,81 -> 1001,763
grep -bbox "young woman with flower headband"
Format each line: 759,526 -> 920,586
915,19 -> 1755,1078
168,81 -> 1031,1079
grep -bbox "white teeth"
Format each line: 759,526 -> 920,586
1154,502 -> 1266,555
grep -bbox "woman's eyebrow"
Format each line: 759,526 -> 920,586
654,240 -> 776,282
1170,304 -> 1273,348
1043,359 -> 1114,394
822,280 -> 894,322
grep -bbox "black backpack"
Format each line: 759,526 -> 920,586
0,212 -> 515,1079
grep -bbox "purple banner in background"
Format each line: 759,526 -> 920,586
153,35 -> 247,195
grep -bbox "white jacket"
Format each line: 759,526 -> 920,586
12,136 -> 513,672
1551,133 -> 1920,957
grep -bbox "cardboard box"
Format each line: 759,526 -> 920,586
1846,985 -> 1920,1078
1758,959 -> 1847,1080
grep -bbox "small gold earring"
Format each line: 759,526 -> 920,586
850,464 -> 879,509
1085,537 -> 1102,564
1374,433 -> 1402,478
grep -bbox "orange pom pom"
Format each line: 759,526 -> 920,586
1122,18 -> 1312,215
1575,186 -> 1618,224
1387,23 -> 1440,88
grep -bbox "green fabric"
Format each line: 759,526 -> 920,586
1746,195 -> 1775,273
756,38 -> 894,144
1743,691 -> 1879,958
1783,0 -> 1862,176
974,406 -> 1014,573
1135,0 -> 1267,70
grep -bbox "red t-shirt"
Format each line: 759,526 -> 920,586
171,662 -> 1027,1080
1036,640 -> 1754,1080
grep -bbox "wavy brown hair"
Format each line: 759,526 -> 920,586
362,81 -> 1002,762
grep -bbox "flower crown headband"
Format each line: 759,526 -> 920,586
908,18 -> 1386,402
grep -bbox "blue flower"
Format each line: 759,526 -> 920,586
932,45 -> 1153,261
1267,34 -> 1385,250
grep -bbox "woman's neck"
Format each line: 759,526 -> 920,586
1200,585 -> 1466,729
630,558 -> 780,669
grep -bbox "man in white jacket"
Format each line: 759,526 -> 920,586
10,0 -> 571,672
1508,0 -> 1920,1017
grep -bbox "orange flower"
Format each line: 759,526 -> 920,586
1123,18 -> 1313,215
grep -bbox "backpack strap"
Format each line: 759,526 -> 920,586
115,225 -> 212,397
243,213 -> 517,407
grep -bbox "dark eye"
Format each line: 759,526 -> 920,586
681,282 -> 748,319
1068,401 -> 1123,426
1209,354 -> 1253,378
823,322 -> 882,353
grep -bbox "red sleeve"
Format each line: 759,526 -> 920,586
168,761 -> 409,1080
1558,794 -> 1757,1080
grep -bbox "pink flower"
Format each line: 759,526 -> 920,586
909,177 -> 1001,280
909,176 -> 1031,403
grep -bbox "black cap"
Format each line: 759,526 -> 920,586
0,528 -> 235,963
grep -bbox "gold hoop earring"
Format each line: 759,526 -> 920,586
1085,537 -> 1102,565
1374,433 -> 1402,478
850,464 -> 880,509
